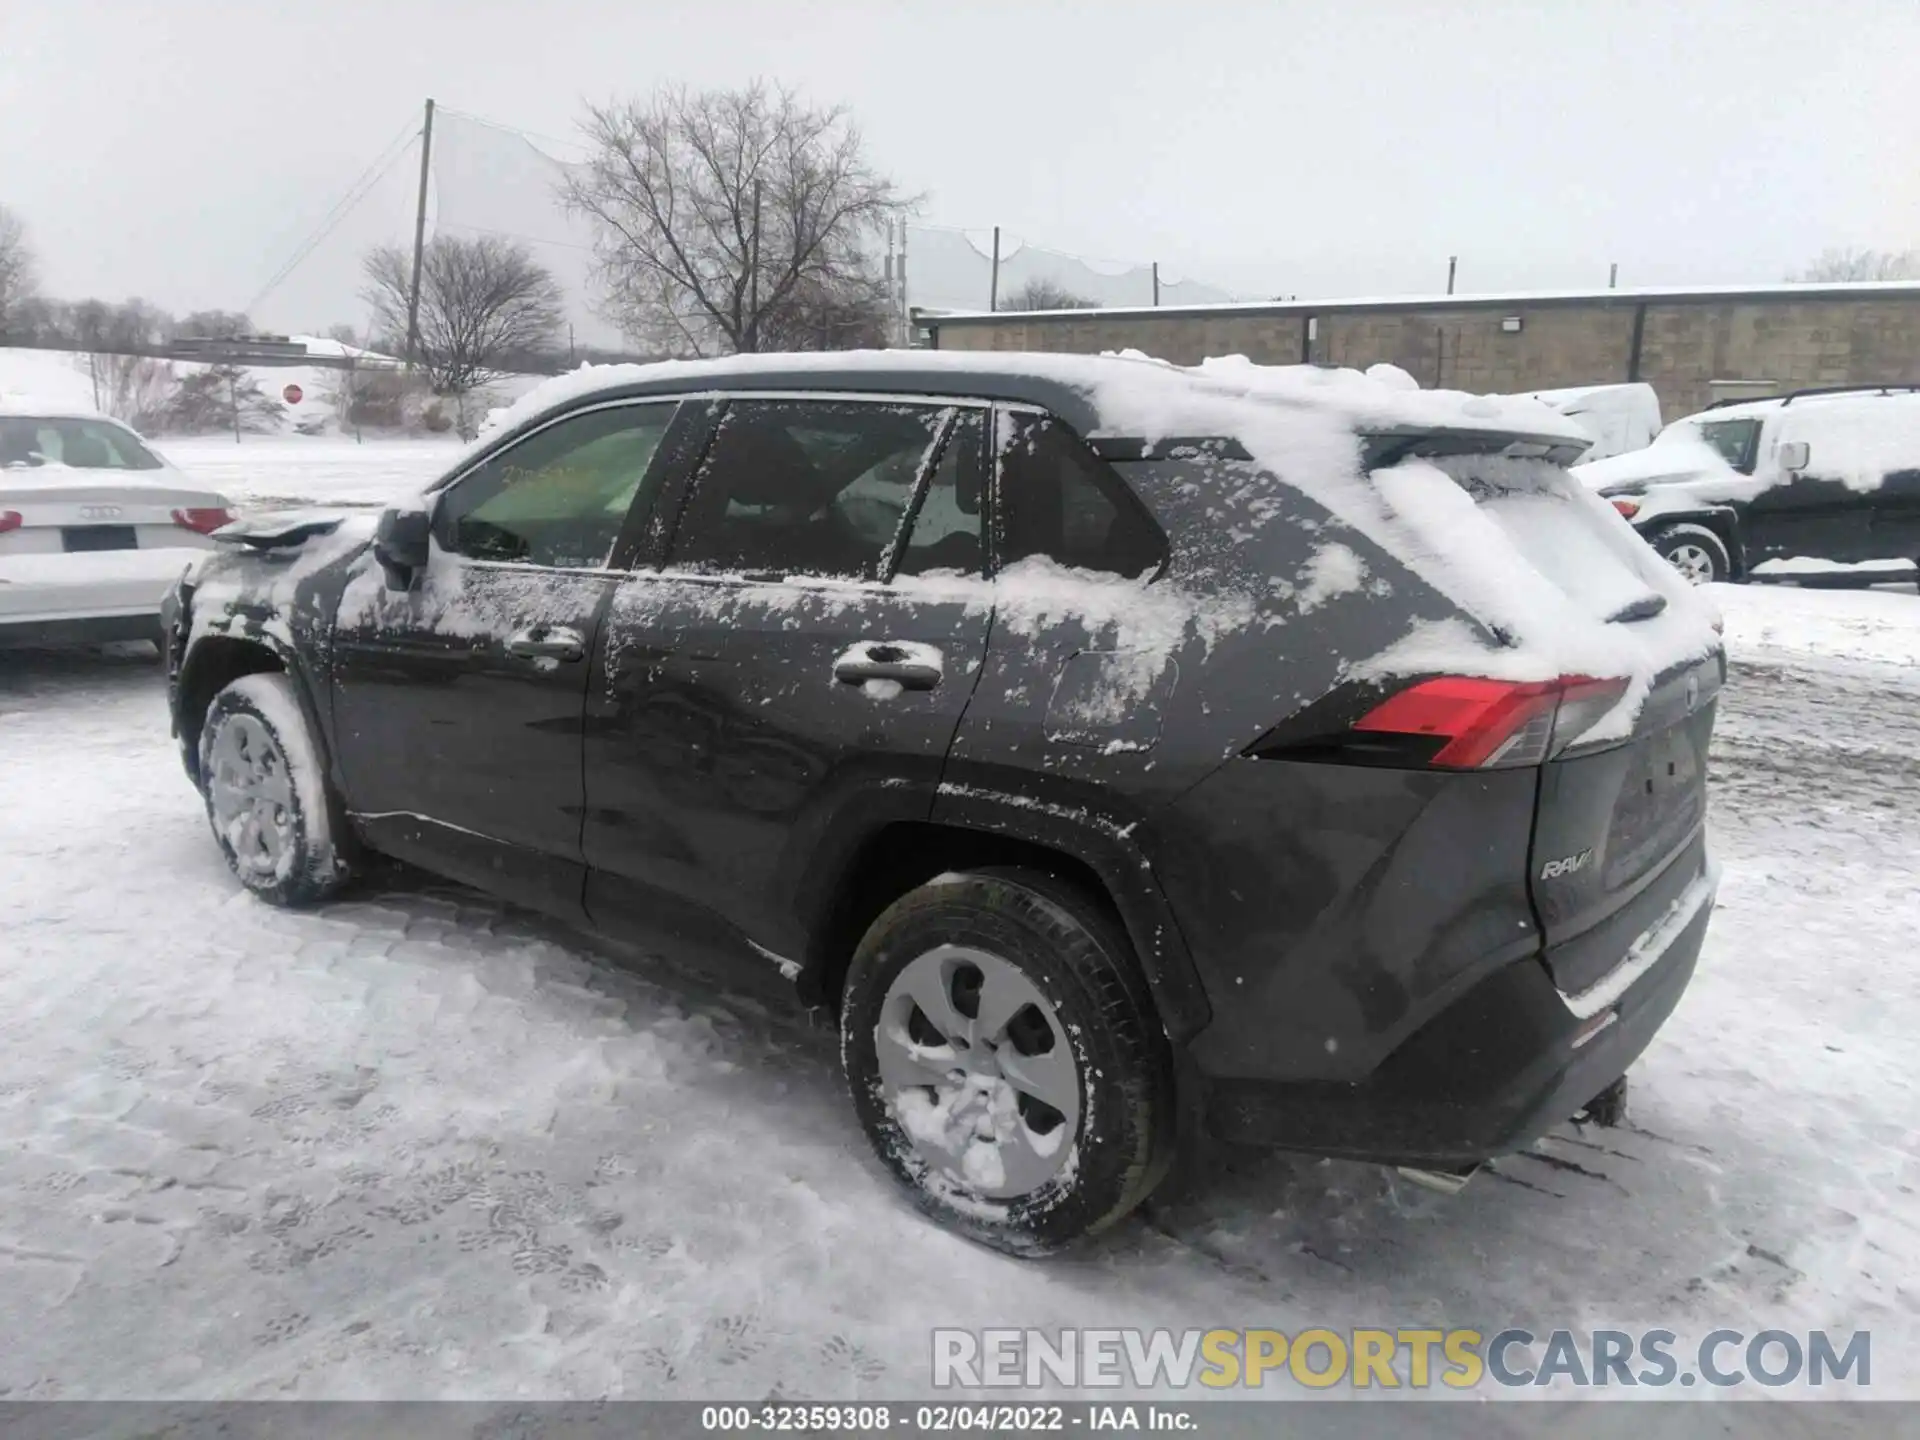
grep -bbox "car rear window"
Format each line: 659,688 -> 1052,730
1398,453 -> 1674,625
0,416 -> 164,471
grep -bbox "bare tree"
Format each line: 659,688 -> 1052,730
998,277 -> 1098,312
361,235 -> 564,404
89,354 -> 179,431
562,82 -> 912,355
0,204 -> 34,330
1789,247 -> 1920,282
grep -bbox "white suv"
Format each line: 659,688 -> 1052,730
1575,386 -> 1920,584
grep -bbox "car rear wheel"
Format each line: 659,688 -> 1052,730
199,673 -> 350,907
1647,523 -> 1731,586
840,868 -> 1173,1256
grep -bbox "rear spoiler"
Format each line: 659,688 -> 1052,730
213,509 -> 348,550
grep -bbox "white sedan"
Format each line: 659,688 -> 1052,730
0,403 -> 233,648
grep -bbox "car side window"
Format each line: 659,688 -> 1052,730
993,410 -> 1168,578
434,401 -> 677,569
668,399 -> 949,580
894,409 -> 986,578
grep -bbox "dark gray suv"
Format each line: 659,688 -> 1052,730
162,352 -> 1725,1254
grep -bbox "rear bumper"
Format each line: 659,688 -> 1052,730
0,612 -> 167,648
0,547 -> 203,634
1204,860 -> 1716,1164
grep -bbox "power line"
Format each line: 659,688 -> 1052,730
244,114 -> 421,315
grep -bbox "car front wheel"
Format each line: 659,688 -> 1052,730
199,672 -> 351,906
1648,523 -> 1732,586
841,868 -> 1174,1256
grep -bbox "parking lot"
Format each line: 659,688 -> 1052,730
2,442 -> 1918,1400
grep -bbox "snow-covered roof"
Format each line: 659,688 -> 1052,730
473,348 -> 1593,456
0,394 -> 111,421
287,335 -> 401,364
1677,387 -> 1920,424
1524,382 -> 1660,408
925,279 -> 1920,323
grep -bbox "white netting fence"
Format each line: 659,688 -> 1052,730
249,105 -> 1240,350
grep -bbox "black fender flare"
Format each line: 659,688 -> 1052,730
925,780 -> 1213,1044
1633,504 -> 1746,573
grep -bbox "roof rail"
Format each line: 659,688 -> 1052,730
1707,384 -> 1920,410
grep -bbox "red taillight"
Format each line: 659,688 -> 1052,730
1353,673 -> 1631,769
172,506 -> 233,535
0,510 -> 21,535
1610,498 -> 1640,519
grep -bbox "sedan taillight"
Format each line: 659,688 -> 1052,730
0,510 -> 21,534
172,507 -> 234,535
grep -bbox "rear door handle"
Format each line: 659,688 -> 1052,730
833,641 -> 942,691
505,625 -> 586,662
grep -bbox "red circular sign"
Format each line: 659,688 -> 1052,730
282,383 -> 304,404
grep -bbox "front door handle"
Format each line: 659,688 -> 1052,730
832,641 -> 942,691
505,625 -> 586,663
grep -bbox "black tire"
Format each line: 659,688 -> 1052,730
841,867 -> 1174,1256
1646,523 -> 1731,586
198,672 -> 352,907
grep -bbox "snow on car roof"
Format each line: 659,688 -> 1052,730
1677,388 -> 1920,424
475,348 -> 1593,452
0,394 -> 114,421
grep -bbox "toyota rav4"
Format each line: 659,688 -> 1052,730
161,351 -> 1725,1254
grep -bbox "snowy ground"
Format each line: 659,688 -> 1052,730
157,435 -> 459,510
2,449 -> 1918,1404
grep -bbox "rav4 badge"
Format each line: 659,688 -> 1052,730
1540,849 -> 1594,880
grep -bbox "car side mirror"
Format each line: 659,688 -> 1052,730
374,503 -> 431,589
1778,440 -> 1810,473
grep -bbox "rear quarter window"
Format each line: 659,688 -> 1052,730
993,411 -> 1167,579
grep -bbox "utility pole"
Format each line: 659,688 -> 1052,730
1152,262 -> 1161,307
1446,255 -> 1457,295
746,178 -> 763,353
1609,262 -> 1619,290
989,226 -> 1001,312
884,221 -> 896,346
897,222 -> 909,344
404,97 -> 436,371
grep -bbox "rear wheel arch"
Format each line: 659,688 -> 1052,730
800,813 -> 1209,1044
1644,517 -> 1737,584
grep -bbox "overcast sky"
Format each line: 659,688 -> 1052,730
4,0 -> 1917,337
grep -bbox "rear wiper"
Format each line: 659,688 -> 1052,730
1606,594 -> 1668,624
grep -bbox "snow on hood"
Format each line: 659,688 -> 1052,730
1573,434 -> 1740,492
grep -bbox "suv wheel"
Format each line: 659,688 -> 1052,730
1647,523 -> 1731,585
841,868 -> 1173,1255
199,673 -> 351,906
